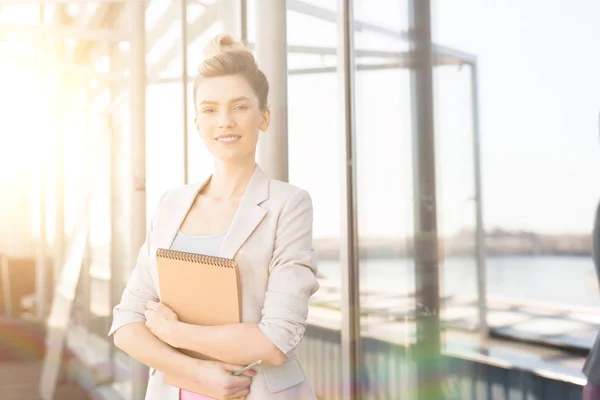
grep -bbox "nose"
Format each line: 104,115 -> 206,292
217,110 -> 235,129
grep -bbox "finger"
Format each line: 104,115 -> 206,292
233,367 -> 257,378
241,369 -> 257,378
229,375 -> 252,390
225,367 -> 256,378
225,375 -> 252,392
221,363 -> 255,380
224,388 -> 249,400
227,375 -> 252,387
222,363 -> 250,373
145,301 -> 155,310
144,310 -> 152,320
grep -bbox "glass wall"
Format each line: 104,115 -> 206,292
352,0 -> 417,397
0,4 -> 52,260
433,0 -> 600,353
433,64 -> 480,338
146,1 -> 186,203
285,10 -> 346,397
17,1 -> 600,399
185,0 -> 225,184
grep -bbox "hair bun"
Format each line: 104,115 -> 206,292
203,33 -> 251,59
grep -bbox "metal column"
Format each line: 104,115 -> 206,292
36,164 -> 48,320
130,2 -> 148,399
255,0 -> 288,181
181,0 -> 189,184
338,1 -> 362,399
471,63 -> 488,339
408,0 -> 443,399
108,103 -> 122,382
240,0 -> 248,44
108,41 -> 125,382
53,5 -> 66,285
35,3 -> 49,322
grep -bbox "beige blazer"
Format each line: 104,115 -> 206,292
109,165 -> 319,400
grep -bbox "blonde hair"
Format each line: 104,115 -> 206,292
193,34 -> 269,111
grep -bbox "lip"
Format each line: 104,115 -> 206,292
214,134 -> 241,139
214,135 -> 241,144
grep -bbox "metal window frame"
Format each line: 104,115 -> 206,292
129,2 -> 148,399
335,1 -> 487,399
338,1 -> 362,399
181,0 -> 189,185
470,62 -> 488,339
0,22 -> 129,41
408,1 -> 442,398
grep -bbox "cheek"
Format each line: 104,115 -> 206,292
196,120 -> 215,138
235,113 -> 261,130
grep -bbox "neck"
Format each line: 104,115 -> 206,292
205,156 -> 256,199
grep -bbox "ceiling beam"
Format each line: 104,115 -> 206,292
0,22 -> 128,42
71,2 -> 124,63
148,2 -> 219,81
146,1 -> 179,52
287,0 -> 476,65
288,0 -> 409,40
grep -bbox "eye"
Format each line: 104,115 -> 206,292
202,107 -> 216,114
234,104 -> 249,111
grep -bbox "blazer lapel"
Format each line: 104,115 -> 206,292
220,165 -> 269,259
154,176 -> 210,251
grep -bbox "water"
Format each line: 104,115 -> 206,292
317,256 -> 600,309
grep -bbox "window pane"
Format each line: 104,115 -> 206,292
433,0 -> 600,374
285,5 -> 344,400
353,0 -> 416,397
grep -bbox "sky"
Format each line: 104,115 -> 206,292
432,0 -> 600,234
281,0 -> 600,237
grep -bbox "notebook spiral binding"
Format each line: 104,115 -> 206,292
156,248 -> 237,268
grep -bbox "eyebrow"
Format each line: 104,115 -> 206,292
198,96 -> 251,106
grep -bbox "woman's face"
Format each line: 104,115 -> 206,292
194,74 -> 269,163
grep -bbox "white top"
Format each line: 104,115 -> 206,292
170,230 -> 227,256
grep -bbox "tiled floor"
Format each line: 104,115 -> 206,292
0,362 -> 91,400
0,317 -> 92,400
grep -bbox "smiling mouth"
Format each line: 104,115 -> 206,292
215,135 -> 241,143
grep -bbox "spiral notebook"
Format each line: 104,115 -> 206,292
155,248 -> 241,396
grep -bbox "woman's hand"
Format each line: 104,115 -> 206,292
187,359 -> 256,400
145,301 -> 179,345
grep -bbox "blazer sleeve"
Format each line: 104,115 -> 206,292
258,189 -> 320,354
107,193 -> 166,337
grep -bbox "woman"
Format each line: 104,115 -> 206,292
583,200 -> 600,399
109,34 -> 319,400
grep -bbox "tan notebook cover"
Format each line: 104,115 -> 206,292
155,248 -> 241,397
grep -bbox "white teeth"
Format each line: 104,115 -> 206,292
217,136 -> 239,142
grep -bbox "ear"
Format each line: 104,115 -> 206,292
194,115 -> 199,132
259,107 -> 271,132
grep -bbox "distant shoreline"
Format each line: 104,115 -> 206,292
314,229 -> 593,261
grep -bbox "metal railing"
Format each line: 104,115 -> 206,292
298,324 -> 584,400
